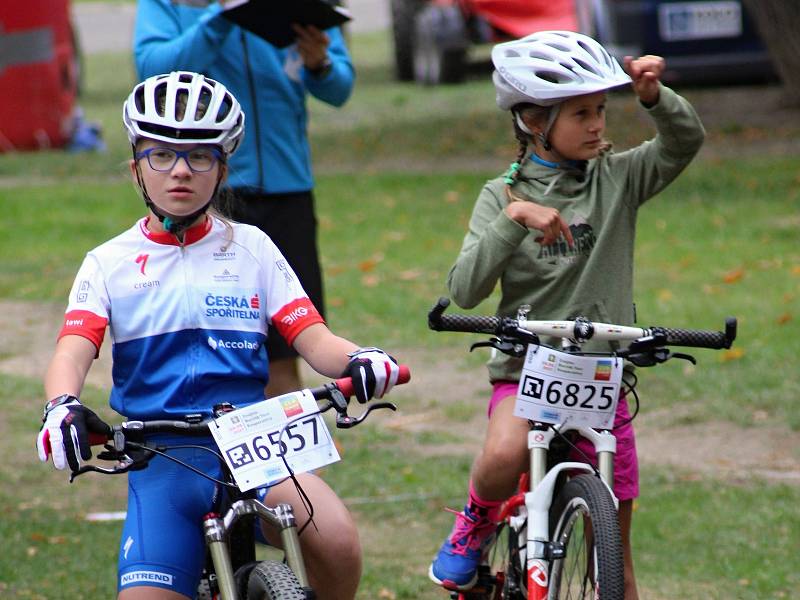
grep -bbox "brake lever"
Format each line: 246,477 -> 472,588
623,348 -> 697,367
470,337 -> 528,358
69,456 -> 138,482
336,402 -> 397,429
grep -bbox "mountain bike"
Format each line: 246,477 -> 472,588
72,366 -> 410,600
428,297 -> 736,600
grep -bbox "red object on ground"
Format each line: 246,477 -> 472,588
464,0 -> 578,39
0,0 -> 79,151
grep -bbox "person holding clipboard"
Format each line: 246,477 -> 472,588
134,0 -> 354,409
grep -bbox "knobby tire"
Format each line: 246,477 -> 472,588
246,560 -> 306,600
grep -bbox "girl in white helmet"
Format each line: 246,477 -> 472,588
429,31 -> 705,599
37,71 -> 402,600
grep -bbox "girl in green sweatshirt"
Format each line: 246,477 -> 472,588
429,31 -> 705,600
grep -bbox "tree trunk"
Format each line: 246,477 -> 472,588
741,0 -> 800,106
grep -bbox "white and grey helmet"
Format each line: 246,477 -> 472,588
123,71 -> 245,155
492,30 -> 632,110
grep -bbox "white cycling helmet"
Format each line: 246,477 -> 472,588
123,71 -> 245,155
492,30 -> 632,109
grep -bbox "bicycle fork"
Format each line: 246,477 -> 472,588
518,424 -> 617,599
203,500 -> 310,600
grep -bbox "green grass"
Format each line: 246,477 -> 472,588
1,32 -> 799,600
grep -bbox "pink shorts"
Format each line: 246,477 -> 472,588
489,381 -> 639,500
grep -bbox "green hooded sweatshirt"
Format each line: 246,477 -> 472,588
447,84 -> 705,383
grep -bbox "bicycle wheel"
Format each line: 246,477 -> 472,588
246,560 -> 306,600
548,474 -> 624,599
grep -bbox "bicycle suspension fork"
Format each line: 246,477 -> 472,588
203,500 -> 310,600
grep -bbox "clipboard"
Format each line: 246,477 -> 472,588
222,0 -> 352,48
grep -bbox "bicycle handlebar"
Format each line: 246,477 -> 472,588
428,297 -> 736,350
87,366 -> 411,446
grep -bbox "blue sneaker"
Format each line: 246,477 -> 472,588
429,505 -> 496,590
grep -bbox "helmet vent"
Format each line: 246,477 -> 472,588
536,69 -> 566,84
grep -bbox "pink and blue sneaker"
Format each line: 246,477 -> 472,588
429,504 -> 497,590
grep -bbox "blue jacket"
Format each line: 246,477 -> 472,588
134,0 -> 355,194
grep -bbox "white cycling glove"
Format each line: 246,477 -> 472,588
36,395 -> 110,471
343,347 -> 400,403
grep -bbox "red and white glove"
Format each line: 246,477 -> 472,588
36,395 -> 110,471
342,348 -> 400,403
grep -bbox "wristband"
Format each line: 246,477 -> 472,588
43,394 -> 79,418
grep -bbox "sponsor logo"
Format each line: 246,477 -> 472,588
276,259 -> 294,283
541,353 -> 557,372
65,318 -> 85,327
498,65 -> 526,92
135,253 -> 149,275
204,293 -> 260,320
120,571 -> 174,587
123,536 -> 134,560
213,249 -> 236,261
594,359 -> 613,381
134,279 -> 160,290
280,306 -> 309,326
77,280 -> 90,303
207,336 -> 260,351
279,395 -> 304,418
213,269 -> 239,283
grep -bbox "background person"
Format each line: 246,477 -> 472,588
37,71 -> 398,600
428,31 -> 705,600
133,0 -> 355,397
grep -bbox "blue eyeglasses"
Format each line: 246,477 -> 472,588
135,147 -> 223,173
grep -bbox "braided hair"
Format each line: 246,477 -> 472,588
503,103 -> 554,204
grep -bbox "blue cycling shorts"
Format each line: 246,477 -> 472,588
117,438 -> 271,597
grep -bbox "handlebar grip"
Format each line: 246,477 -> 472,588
657,325 -> 733,349
335,364 -> 411,398
428,297 -> 501,334
435,313 -> 501,334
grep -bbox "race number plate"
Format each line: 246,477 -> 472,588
514,345 -> 623,428
658,1 -> 742,41
210,390 -> 340,492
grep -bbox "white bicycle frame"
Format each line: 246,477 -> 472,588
508,315 -> 647,600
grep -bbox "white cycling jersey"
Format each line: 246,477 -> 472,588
59,216 -> 324,419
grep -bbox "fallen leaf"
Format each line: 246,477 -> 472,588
398,269 -> 422,281
361,274 -> 380,287
721,347 -> 745,362
328,297 -> 344,308
657,289 -> 673,301
722,268 -> 744,284
792,265 -> 800,276
358,259 -> 378,273
27,547 -> 37,557
378,588 -> 397,600
777,313 -> 792,325
444,190 -> 460,204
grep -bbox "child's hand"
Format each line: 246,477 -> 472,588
624,55 -> 664,106
506,201 -> 574,248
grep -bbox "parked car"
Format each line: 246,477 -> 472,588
390,0 -> 775,85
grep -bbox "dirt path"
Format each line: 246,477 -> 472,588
4,300 -> 799,486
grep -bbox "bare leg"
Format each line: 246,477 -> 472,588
265,357 -> 302,398
618,499 -> 639,600
470,394 -> 531,501
263,473 -> 361,600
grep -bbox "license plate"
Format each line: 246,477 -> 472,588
659,1 -> 743,41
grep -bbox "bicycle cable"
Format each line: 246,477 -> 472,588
124,441 -> 239,489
